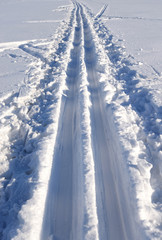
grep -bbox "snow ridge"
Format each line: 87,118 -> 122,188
79,4 -> 99,240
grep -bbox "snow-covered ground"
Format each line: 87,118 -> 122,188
0,0 -> 162,239
0,0 -> 70,96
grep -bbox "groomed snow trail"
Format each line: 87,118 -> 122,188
41,5 -> 83,240
0,1 -> 161,239
80,5 -> 140,240
41,2 -> 143,240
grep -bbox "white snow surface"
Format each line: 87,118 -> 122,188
0,0 -> 162,240
0,0 -> 70,96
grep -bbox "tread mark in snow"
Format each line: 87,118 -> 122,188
81,4 -> 140,240
41,4 -> 82,240
41,3 -> 143,240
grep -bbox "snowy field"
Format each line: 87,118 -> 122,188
0,0 -> 162,239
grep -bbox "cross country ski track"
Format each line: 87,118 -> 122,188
41,3 -> 142,240
0,2 -> 148,240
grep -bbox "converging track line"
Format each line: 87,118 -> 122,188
41,4 -> 82,240
80,5 -> 140,240
41,2 -> 143,240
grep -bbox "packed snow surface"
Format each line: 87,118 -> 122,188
0,0 -> 162,240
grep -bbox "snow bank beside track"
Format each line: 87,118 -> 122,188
0,6 -> 75,239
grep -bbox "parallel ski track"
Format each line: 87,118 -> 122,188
41,2 -> 142,240
80,4 -> 139,240
41,4 -> 84,240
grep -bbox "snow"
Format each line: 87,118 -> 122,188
0,0 -> 162,239
107,0 -> 162,73
0,0 -> 70,97
82,0 -> 162,238
0,0 -> 69,43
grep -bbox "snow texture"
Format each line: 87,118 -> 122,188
0,0 -> 162,239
